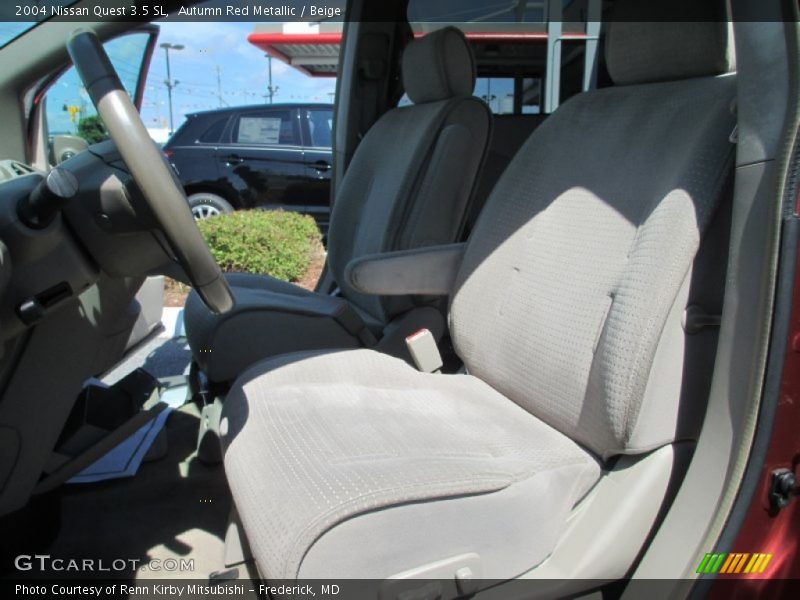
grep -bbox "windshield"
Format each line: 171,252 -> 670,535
0,23 -> 36,48
0,2 -> 80,48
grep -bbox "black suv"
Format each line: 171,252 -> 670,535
163,103 -> 333,229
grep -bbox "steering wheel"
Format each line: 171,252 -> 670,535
66,29 -> 234,314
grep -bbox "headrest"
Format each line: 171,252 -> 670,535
402,27 -> 476,104
605,0 -> 734,86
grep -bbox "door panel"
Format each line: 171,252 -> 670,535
221,108 -> 307,212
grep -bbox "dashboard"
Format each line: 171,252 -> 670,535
0,145 -> 177,346
0,165 -> 97,343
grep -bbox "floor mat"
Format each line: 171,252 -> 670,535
46,402 -> 231,580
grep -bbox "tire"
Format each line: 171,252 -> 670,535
187,192 -> 234,220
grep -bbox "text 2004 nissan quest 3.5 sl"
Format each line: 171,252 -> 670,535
1,0 -> 800,598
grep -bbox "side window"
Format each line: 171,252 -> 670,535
398,76 -> 533,115
198,117 -> 229,144
304,109 -> 333,148
520,77 -> 543,114
232,110 -> 298,146
44,32 -> 151,163
474,77 -> 515,114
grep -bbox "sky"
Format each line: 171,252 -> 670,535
0,0 -> 560,137
140,21 -> 337,130
3,17 -> 518,138
29,20 -> 337,136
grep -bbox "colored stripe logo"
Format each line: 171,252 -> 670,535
697,552 -> 773,574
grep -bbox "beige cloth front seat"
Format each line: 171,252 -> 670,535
220,6 -> 737,583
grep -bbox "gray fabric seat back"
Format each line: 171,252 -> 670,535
327,27 -> 491,324
450,9 -> 736,459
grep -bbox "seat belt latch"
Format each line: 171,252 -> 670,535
405,329 -> 442,373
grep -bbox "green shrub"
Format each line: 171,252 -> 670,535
197,210 -> 321,281
77,114 -> 108,144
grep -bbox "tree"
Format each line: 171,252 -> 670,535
77,115 -> 108,144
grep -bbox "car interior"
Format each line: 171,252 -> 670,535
0,0 -> 796,597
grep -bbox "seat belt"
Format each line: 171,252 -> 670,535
405,328 -> 442,373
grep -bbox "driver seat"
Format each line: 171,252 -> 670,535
184,27 -> 491,383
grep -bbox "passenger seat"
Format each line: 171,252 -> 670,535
184,27 -> 491,382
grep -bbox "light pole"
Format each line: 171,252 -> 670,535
265,54 -> 279,104
160,42 -> 184,134
216,65 -> 226,107
482,78 -> 496,112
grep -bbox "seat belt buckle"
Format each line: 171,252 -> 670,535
405,329 -> 443,373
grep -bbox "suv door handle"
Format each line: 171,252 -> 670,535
223,154 -> 244,165
312,160 -> 331,172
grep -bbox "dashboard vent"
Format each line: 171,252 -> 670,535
0,160 -> 39,183
10,162 -> 33,176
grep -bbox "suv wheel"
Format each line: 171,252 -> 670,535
187,192 -> 234,220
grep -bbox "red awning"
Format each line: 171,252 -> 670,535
248,29 -> 589,78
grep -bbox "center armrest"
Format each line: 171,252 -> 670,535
345,243 -> 466,296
